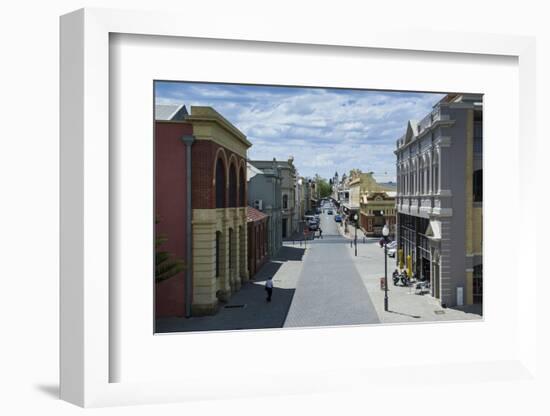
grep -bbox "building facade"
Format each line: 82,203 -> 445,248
155,105 -> 252,317
395,93 -> 483,308
252,157 -> 298,239
247,160 -> 283,257
247,207 -> 269,278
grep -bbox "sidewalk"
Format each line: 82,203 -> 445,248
348,237 -> 482,324
155,243 -> 307,333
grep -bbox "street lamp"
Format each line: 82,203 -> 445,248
353,213 -> 358,256
382,223 -> 390,311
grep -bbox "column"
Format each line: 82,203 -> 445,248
191,209 -> 219,315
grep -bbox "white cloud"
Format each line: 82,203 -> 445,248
155,82 -> 444,179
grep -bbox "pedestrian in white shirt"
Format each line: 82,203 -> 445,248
265,276 -> 274,302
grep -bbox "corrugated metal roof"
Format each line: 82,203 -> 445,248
247,206 -> 268,222
155,104 -> 188,120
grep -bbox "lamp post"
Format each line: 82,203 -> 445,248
382,223 -> 390,311
353,213 -> 358,256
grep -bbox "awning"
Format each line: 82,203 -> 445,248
425,220 -> 442,240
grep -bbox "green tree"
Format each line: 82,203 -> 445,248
155,218 -> 185,283
314,174 -> 332,198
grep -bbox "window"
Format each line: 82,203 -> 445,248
473,169 -> 482,202
474,136 -> 483,154
215,158 -> 226,208
229,165 -> 237,207
473,264 -> 483,304
215,231 -> 221,278
283,194 -> 288,209
239,167 -> 246,206
434,161 -> 439,193
228,228 -> 233,269
474,113 -> 483,154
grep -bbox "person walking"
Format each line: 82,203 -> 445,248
319,227 -> 323,239
265,276 -> 274,302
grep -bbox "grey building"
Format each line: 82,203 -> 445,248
251,157 -> 298,239
395,93 -> 483,308
247,160 -> 283,257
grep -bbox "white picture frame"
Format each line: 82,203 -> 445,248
60,7 -> 539,408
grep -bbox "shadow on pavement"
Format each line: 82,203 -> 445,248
447,303 -> 483,316
155,246 -> 304,333
273,244 -> 306,261
387,310 -> 422,319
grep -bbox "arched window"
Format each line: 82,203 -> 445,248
239,166 -> 246,206
228,228 -> 233,269
215,158 -> 226,208
434,151 -> 441,193
229,164 -> 237,207
419,159 -> 424,194
473,169 -> 482,202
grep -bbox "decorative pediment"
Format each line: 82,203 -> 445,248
404,120 -> 418,145
425,220 -> 442,240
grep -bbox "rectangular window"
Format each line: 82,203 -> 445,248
473,264 -> 483,304
473,170 -> 482,202
215,232 -> 221,278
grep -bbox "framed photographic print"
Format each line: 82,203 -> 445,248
60,7 -> 539,408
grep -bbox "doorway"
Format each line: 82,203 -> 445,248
421,257 -> 431,282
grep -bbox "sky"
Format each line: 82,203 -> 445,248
155,82 -> 444,182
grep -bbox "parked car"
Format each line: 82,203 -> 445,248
387,247 -> 397,257
327,210 -> 333,215
308,220 -> 318,231
334,215 -> 342,222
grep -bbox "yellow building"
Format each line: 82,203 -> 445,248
351,172 -> 396,236
185,107 -> 252,316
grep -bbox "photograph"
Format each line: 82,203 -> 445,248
153,81 -> 483,333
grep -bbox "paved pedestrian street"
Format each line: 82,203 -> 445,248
157,209 -> 481,333
283,212 -> 380,327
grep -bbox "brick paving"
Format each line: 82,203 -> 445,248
155,244 -> 305,333
283,213 -> 381,327
156,207 -> 481,333
338,225 -> 483,324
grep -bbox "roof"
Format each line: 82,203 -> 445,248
247,163 -> 264,181
247,206 -> 269,222
155,104 -> 188,120
186,106 -> 252,148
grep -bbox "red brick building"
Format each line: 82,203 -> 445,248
246,207 -> 269,278
155,105 -> 251,318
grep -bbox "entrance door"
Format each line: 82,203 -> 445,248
433,263 -> 440,299
282,218 -> 287,238
422,257 -> 431,282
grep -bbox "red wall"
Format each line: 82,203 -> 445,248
155,122 -> 193,318
190,141 -> 247,209
247,219 -> 268,278
155,121 -> 248,318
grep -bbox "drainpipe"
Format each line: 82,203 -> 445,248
181,135 -> 195,318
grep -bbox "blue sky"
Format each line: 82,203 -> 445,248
155,81 -> 444,182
